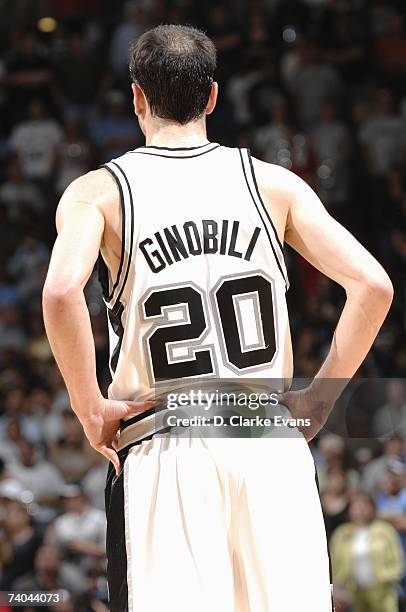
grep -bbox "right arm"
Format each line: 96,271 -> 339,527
254,160 -> 393,438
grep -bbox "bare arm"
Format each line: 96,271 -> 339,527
284,168 -> 392,381
43,170 -> 106,413
43,170 -> 152,472
254,160 -> 393,434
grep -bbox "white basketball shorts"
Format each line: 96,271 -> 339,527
105,428 -> 333,612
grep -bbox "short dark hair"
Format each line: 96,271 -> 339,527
129,25 -> 217,125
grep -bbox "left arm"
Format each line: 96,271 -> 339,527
43,170 -> 152,473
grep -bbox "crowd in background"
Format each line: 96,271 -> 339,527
0,0 -> 405,610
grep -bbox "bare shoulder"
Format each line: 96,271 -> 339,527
249,157 -> 313,241
58,168 -> 119,214
250,156 -> 309,204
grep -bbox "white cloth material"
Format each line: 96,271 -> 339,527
352,527 -> 376,588
53,506 -> 106,547
103,144 -> 292,452
123,431 -> 332,612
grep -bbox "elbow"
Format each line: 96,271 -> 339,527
42,279 -> 82,308
360,273 -> 394,310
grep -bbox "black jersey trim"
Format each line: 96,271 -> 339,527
247,150 -> 285,255
120,405 -> 168,431
108,301 -> 125,374
137,142 -> 211,151
129,144 -> 220,159
110,161 -> 135,308
97,254 -> 110,300
238,149 -> 288,289
315,469 -> 335,612
105,462 -> 128,612
100,164 -> 126,302
117,427 -> 172,459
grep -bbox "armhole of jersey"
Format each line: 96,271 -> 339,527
100,161 -> 135,309
238,148 -> 289,290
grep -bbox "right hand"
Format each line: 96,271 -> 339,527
79,397 -> 155,475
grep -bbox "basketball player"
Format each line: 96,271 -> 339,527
43,25 -> 393,612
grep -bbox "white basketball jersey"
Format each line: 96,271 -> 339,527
99,142 -> 292,444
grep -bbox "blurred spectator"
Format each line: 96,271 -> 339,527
49,410 -> 98,483
89,91 -> 141,162
321,468 -> 350,541
362,436 -> 405,496
322,5 -> 367,84
6,237 -> 49,302
81,458 -> 108,512
316,435 -> 360,492
373,380 -> 406,438
0,305 -> 27,354
248,59 -> 283,126
359,89 -> 405,177
309,99 -> 351,208
0,498 -> 43,589
74,564 -> 108,611
0,417 -> 25,465
27,313 -> 52,366
45,485 -> 106,571
8,438 -> 64,505
376,459 -> 406,589
285,38 -> 342,129
0,457 -> 23,498
14,545 -> 85,596
109,1 -> 147,82
374,10 -> 406,95
253,97 -> 294,167
0,271 -> 19,309
0,158 -> 45,222
4,31 -> 53,125
8,99 -> 62,188
226,58 -> 263,127
25,386 -> 63,447
55,32 -> 104,126
207,4 -> 242,83
331,491 -> 404,612
55,121 -> 92,195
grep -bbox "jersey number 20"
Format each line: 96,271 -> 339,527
141,273 -> 277,382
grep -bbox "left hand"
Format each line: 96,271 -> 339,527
279,387 -> 334,442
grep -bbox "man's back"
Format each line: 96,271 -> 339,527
99,142 -> 292,427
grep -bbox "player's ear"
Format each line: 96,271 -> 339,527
206,82 -> 218,116
132,83 -> 147,118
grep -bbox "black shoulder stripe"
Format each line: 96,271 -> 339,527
238,149 -> 288,288
247,149 -> 285,254
110,161 -> 135,308
100,164 -> 126,302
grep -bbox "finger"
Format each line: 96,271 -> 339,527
125,400 -> 155,412
105,400 -> 155,422
99,446 -> 121,476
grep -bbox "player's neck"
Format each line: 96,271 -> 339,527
145,118 -> 210,148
